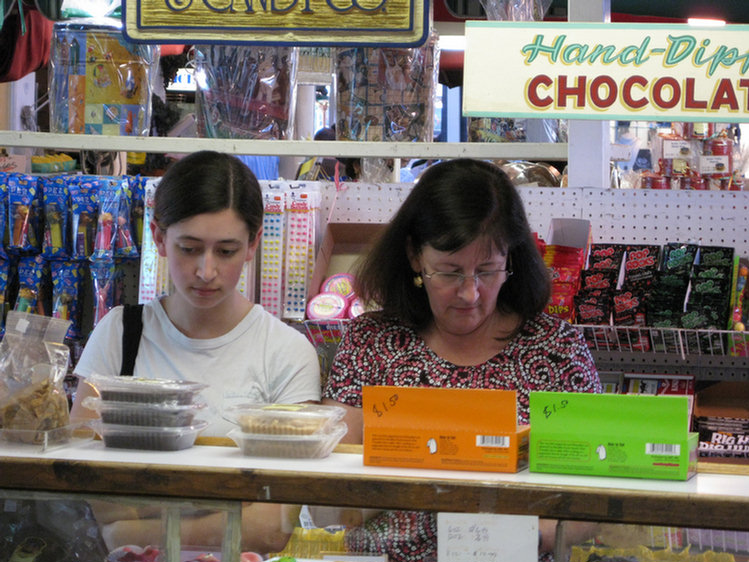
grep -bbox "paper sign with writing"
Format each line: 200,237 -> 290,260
464,21 -> 749,122
438,512 -> 539,562
124,0 -> 429,46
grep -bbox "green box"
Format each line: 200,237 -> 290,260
529,392 -> 698,481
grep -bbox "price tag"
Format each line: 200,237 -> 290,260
438,513 -> 539,562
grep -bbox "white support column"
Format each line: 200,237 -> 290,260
567,0 -> 611,189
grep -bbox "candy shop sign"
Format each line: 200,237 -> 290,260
463,22 -> 749,122
123,0 -> 428,46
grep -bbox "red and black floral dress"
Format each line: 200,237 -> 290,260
323,312 -> 602,562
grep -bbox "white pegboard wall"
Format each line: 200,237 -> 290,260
319,181 -> 749,257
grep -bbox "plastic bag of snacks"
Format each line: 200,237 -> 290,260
334,32 -> 439,143
194,44 -> 298,140
48,18 -> 159,136
0,312 -> 72,445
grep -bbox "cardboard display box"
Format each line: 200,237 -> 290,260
694,382 -> 749,460
529,391 -> 698,481
309,222 -> 387,299
363,386 -> 530,473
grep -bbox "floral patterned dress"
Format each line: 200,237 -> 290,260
323,311 -> 602,562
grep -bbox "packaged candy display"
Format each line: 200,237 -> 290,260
228,422 -> 347,458
335,33 -> 439,143
306,292 -> 348,320
194,45 -> 297,140
83,396 -> 206,427
94,420 -> 208,451
224,403 -> 345,435
48,19 -> 159,136
88,374 -> 208,405
87,375 -> 208,450
226,403 -> 347,458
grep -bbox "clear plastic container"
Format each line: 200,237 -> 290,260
88,374 -> 207,405
0,422 -> 95,452
94,420 -> 208,451
228,422 -> 347,458
223,403 -> 346,435
83,396 -> 206,427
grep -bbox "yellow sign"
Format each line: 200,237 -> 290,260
463,21 -> 749,123
124,0 -> 429,46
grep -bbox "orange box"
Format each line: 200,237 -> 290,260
362,386 -> 529,473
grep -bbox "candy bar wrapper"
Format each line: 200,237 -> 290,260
115,180 -> 139,259
661,242 -> 698,273
93,180 -> 119,261
90,260 -> 116,327
623,244 -> 660,289
13,255 -> 46,315
7,173 -> 41,253
51,261 -> 85,339
42,176 -> 71,259
70,177 -> 99,260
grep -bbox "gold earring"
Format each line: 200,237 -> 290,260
413,274 -> 423,288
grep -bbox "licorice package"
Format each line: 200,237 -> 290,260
42,175 -> 71,259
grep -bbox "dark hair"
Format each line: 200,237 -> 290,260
154,151 -> 264,238
355,158 -> 551,328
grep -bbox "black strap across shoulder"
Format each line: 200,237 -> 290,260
120,304 -> 144,377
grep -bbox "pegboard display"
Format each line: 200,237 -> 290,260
322,183 -> 749,257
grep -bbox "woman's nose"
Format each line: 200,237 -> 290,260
196,252 -> 217,280
456,275 -> 480,301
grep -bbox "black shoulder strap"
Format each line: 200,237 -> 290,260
120,304 -> 144,377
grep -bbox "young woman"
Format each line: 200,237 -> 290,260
322,158 -> 601,562
71,150 -> 320,553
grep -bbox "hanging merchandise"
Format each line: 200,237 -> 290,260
48,19 -> 159,136
335,33 -> 439,144
194,45 -> 298,140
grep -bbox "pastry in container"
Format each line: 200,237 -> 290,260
88,374 -> 207,405
228,422 -> 347,458
223,403 -> 346,435
83,396 -> 206,427
93,420 -> 208,451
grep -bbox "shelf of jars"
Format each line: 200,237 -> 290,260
0,131 -> 569,161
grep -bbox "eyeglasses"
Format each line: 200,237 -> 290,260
422,267 -> 513,289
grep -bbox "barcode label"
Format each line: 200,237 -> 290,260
476,435 -> 510,448
646,443 -> 681,455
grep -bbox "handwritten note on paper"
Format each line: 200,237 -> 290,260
437,513 -> 539,562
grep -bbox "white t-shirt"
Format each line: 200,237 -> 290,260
74,299 -> 321,436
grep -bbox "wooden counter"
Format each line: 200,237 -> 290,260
1,440 -> 748,531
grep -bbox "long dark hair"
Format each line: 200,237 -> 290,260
355,158 -> 551,328
154,151 -> 263,239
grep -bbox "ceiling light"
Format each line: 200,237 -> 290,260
688,18 -> 726,26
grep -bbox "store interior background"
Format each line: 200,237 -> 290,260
2,0 -> 749,186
